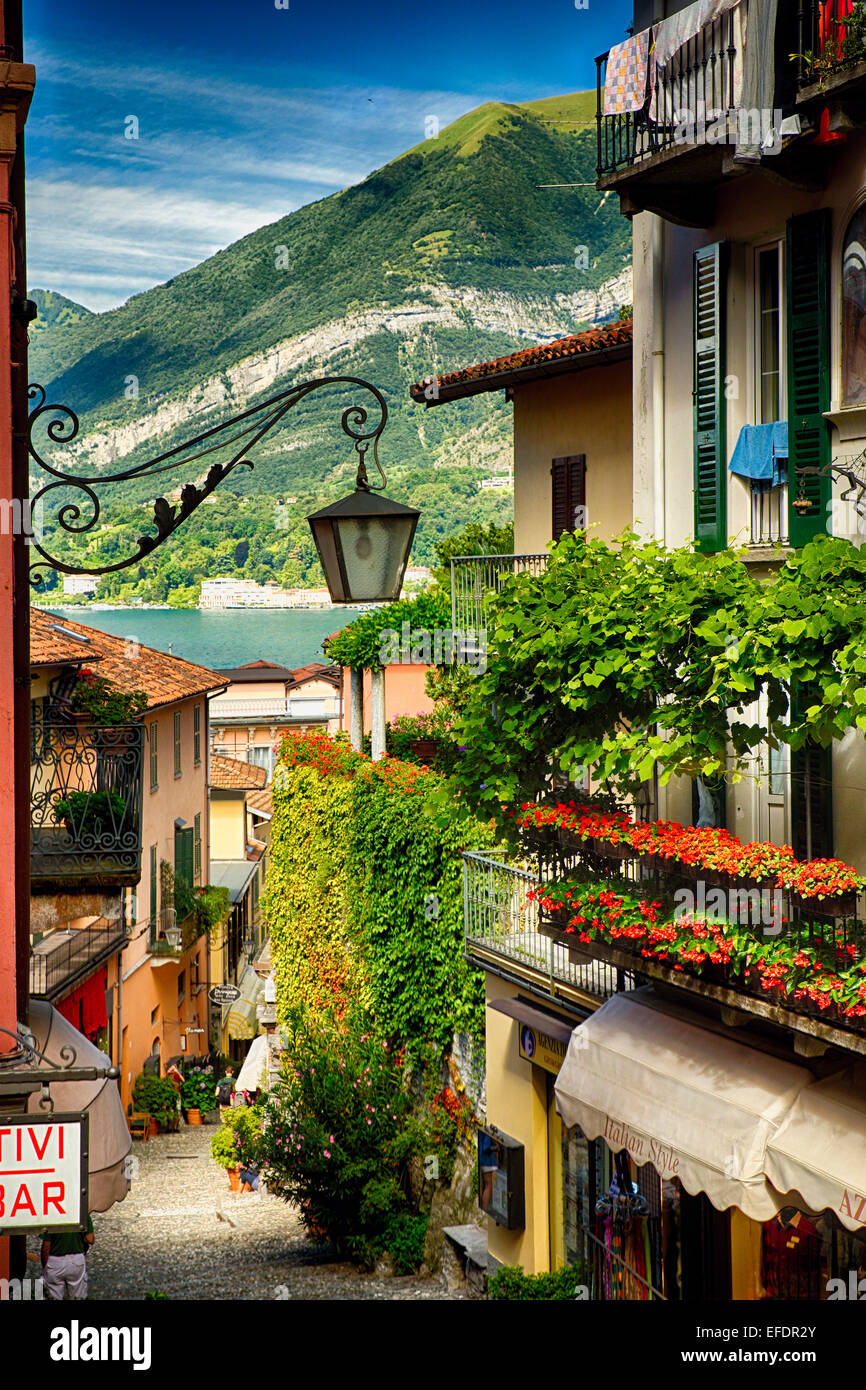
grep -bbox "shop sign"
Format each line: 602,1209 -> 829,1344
0,1113 -> 87,1231
209,985 -> 241,1004
185,1028 -> 205,1034
518,1023 -> 567,1075
603,1115 -> 680,1179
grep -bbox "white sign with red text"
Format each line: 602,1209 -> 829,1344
0,1116 -> 85,1230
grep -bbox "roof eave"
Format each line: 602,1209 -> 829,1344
411,340 -> 632,407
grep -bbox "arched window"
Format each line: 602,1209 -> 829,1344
842,205 -> 866,405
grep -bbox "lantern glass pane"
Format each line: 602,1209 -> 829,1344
334,514 -> 415,602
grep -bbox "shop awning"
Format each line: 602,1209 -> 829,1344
487,998 -> 575,1046
226,966 -> 263,1041
25,1000 -> 131,1213
235,1033 -> 269,1092
766,1064 -> 866,1233
554,991 -> 809,1222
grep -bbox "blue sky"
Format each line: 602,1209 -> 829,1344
24,0 -> 633,311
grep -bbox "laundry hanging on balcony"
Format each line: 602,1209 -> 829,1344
603,29 -> 650,116
649,0 -> 745,125
728,421 -> 788,488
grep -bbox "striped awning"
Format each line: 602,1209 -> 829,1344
225,967 -> 263,1040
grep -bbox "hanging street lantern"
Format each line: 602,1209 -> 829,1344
307,463 -> 419,604
25,376 -> 420,605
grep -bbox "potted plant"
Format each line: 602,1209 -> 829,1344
52,789 -> 127,838
181,1066 -> 214,1124
210,1119 -> 242,1190
70,669 -> 148,726
132,1073 -> 180,1134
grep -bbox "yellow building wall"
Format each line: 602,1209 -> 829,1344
484,973 -> 553,1275
512,360 -> 634,554
210,796 -> 246,860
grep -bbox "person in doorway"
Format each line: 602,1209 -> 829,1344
216,1065 -> 236,1118
41,1214 -> 94,1300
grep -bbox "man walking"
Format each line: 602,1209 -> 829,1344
41,1214 -> 94,1300
216,1065 -> 236,1118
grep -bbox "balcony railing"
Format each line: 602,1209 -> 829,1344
148,907 -> 201,957
749,481 -> 788,547
463,851 -> 630,1002
30,720 -> 144,890
797,0 -> 866,95
30,916 -> 128,998
596,4 -> 745,181
451,554 -> 548,646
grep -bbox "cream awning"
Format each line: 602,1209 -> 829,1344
766,1064 -> 866,1233
226,966 -> 263,1041
554,991 -> 810,1223
25,1000 -> 131,1214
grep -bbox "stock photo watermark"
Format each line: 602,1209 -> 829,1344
673,881 -> 783,936
378,622 -> 487,672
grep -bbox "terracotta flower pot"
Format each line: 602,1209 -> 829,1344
148,1118 -> 159,1139
187,1108 -> 202,1126
228,1166 -> 241,1192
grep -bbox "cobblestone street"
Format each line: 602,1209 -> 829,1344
35,1126 -> 463,1301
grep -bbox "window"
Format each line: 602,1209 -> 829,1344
248,745 -> 276,781
175,826 -> 194,895
174,711 -> 182,777
756,244 -> 783,423
193,704 -> 201,766
177,971 -> 185,1004
790,683 -> 833,861
551,455 -> 587,542
194,812 -> 202,882
149,845 -> 157,926
150,1006 -> 159,1025
843,204 -> 866,406
149,721 -> 158,790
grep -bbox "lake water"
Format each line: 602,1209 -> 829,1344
39,606 -> 363,669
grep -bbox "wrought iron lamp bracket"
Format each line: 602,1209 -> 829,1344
797,447 -> 866,518
26,375 -> 389,587
0,1024 -> 120,1110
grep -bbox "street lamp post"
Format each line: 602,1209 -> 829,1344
26,375 -> 419,605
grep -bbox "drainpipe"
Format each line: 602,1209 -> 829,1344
651,215 -> 666,545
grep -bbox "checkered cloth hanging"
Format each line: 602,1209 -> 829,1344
603,30 -> 650,116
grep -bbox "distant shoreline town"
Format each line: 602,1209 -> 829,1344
43,567 -> 433,611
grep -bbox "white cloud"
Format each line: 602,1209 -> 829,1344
26,179 -> 292,310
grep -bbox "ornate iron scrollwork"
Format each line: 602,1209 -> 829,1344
26,375 -> 389,587
798,447 -> 866,519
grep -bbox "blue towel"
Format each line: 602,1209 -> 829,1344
728,421 -> 788,487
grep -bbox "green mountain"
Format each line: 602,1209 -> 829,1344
28,93 -> 631,604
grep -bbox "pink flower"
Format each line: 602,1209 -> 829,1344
323,1149 -> 331,1158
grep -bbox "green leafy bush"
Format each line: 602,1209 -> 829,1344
255,1009 -> 440,1269
211,1104 -> 263,1169
488,1264 -> 588,1300
70,669 -> 148,724
52,789 -> 126,834
131,1074 -> 179,1128
324,590 -> 450,670
180,1065 -> 215,1115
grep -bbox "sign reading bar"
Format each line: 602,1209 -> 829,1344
209,985 -> 241,1004
0,1113 -> 87,1231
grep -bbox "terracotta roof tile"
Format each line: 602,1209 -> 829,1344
30,608 -> 225,710
410,319 -> 633,404
30,609 -> 106,667
246,789 -> 274,818
210,752 -> 268,790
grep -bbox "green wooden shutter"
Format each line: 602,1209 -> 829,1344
193,812 -> 202,881
790,682 -> 833,861
693,242 -> 728,552
175,826 -> 194,889
149,844 -> 157,926
786,209 -> 832,547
